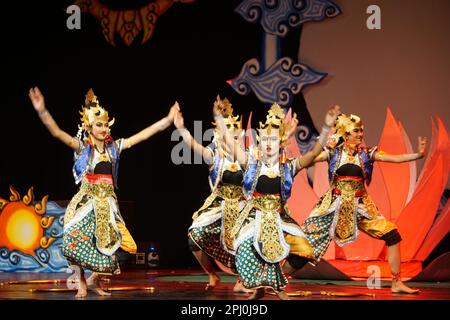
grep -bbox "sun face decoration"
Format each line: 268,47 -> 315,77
0,187 -> 55,255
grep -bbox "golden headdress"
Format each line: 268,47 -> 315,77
334,113 -> 364,139
213,95 -> 241,129
79,89 -> 115,128
258,103 -> 289,146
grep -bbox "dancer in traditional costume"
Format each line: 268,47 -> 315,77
215,103 -> 340,299
29,87 -> 179,298
301,113 -> 425,294
174,96 -> 251,293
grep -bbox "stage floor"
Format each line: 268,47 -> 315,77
0,269 -> 449,300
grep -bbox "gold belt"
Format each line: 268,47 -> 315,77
252,194 -> 282,212
253,194 -> 286,263
332,180 -> 364,244
80,180 -> 115,199
215,184 -> 243,200
335,180 -> 365,194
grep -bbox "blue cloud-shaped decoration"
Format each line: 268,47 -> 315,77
228,57 -> 326,107
236,0 -> 341,36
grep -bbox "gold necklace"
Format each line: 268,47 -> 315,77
346,151 -> 353,163
262,155 -> 275,167
95,144 -> 109,162
344,143 -> 358,164
262,158 -> 279,178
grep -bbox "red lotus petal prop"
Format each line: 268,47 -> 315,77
398,121 -> 416,205
312,160 -> 329,199
374,108 -> 410,221
396,117 -> 449,261
288,169 -> 318,226
414,200 -> 450,261
366,161 -> 391,224
397,154 -> 445,261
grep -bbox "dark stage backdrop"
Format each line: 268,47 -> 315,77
0,0 -> 278,267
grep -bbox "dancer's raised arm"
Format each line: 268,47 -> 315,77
122,101 -> 179,150
286,112 -> 299,139
296,105 -> 340,171
29,86 -> 81,151
173,106 -> 214,164
373,137 -> 427,162
213,102 -> 247,167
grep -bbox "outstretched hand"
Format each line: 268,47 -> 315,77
174,109 -> 185,129
324,105 -> 341,127
417,136 -> 427,157
286,112 -> 299,138
167,101 -> 180,122
29,87 -> 45,113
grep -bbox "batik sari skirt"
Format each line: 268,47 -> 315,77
62,175 -> 124,274
233,193 -> 315,292
301,177 -> 398,261
188,184 -> 245,270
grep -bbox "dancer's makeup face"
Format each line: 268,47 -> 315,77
346,127 -> 364,144
90,121 -> 110,141
260,128 -> 280,158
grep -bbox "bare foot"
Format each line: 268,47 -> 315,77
391,280 -> 419,294
248,287 -> 265,300
205,274 -> 220,291
233,280 -> 253,294
276,290 -> 291,300
87,272 -> 111,296
90,286 -> 111,296
89,284 -> 111,296
75,277 -> 88,298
